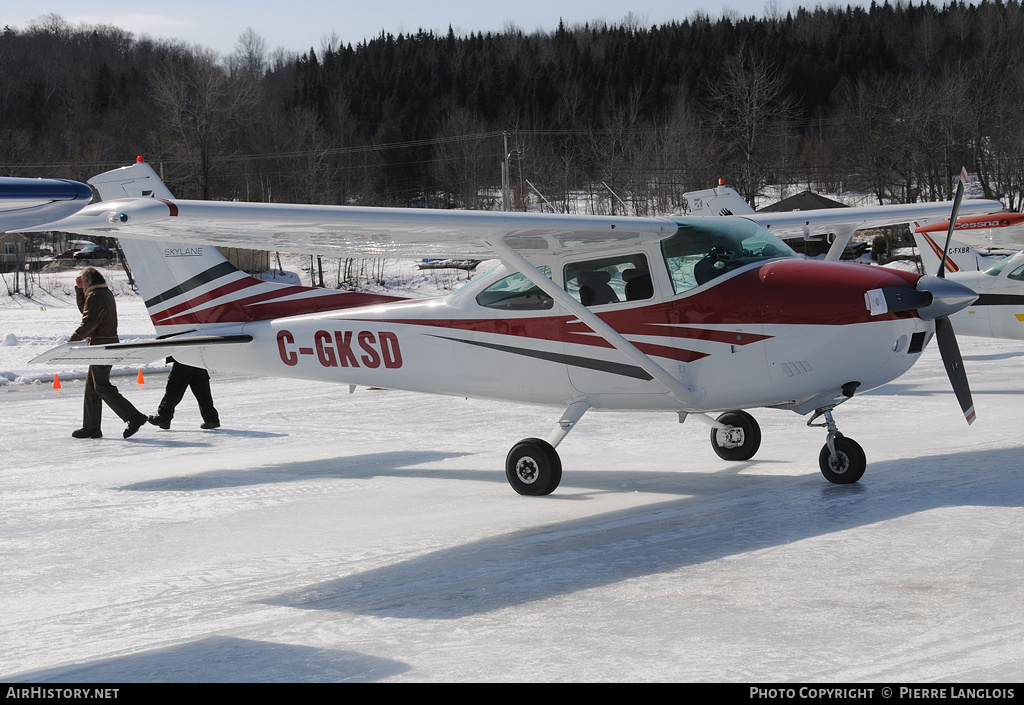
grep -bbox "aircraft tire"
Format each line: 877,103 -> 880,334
506,438 -> 562,496
710,410 -> 761,461
818,436 -> 866,484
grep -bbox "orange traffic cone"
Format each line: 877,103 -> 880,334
53,374 -> 61,390
137,369 -> 145,384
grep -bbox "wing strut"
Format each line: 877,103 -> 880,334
487,236 -> 705,408
823,226 -> 857,261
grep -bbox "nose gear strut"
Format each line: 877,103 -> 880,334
808,407 -> 866,484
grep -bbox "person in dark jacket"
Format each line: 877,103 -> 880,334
69,267 -> 147,439
148,358 -> 220,430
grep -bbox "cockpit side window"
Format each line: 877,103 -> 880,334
1007,263 -> 1024,281
662,218 -> 796,295
475,266 -> 554,310
563,254 -> 653,306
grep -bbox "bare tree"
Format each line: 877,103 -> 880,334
705,47 -> 795,206
229,28 -> 268,80
430,105 -> 495,209
150,46 -> 259,199
289,107 -> 335,204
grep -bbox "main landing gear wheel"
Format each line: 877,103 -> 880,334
818,436 -> 866,484
710,410 -> 762,461
506,438 -> 562,496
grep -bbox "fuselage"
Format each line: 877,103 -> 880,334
182,218 -> 935,414
943,251 -> 1024,340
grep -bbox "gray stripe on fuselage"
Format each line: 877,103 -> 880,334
427,334 -> 654,381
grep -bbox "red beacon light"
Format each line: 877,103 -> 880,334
137,156 -> 145,162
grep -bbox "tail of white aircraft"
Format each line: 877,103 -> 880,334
678,184 -> 755,217
91,160 -> 401,335
912,229 -> 995,275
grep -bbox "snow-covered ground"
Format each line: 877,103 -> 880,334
2,261 -> 1024,682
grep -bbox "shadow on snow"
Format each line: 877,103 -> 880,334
261,446 -> 1024,619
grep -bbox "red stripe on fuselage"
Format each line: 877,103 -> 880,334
362,313 -> 732,361
359,260 -> 920,348
150,276 -> 404,327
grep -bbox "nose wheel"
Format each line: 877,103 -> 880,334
818,435 -> 866,483
809,408 -> 866,484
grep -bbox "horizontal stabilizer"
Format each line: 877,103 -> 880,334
30,334 -> 253,366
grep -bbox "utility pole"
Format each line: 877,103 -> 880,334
502,131 -> 510,211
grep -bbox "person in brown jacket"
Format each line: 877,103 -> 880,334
69,267 -> 147,439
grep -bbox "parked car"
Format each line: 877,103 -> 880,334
73,245 -> 116,260
55,249 -> 80,259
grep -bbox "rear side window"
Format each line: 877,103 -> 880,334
563,254 -> 653,306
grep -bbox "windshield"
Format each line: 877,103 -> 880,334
983,258 -> 1011,276
662,217 -> 797,294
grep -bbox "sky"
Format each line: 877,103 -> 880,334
4,0 -> 887,57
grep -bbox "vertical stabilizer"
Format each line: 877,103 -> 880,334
89,161 -> 403,335
679,185 -> 755,217
913,230 -> 996,275
89,158 -> 175,201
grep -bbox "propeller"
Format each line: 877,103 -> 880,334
931,167 -> 976,425
868,168 -> 977,424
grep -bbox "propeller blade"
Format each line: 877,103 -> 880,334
873,286 -> 932,314
936,167 -> 968,279
934,315 -> 975,425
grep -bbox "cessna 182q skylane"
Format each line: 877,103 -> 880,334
26,161 -> 1002,495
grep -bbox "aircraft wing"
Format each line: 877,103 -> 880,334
30,334 -> 253,366
0,177 -> 94,232
914,213 -> 1024,251
743,199 -> 1005,241
22,198 -> 678,259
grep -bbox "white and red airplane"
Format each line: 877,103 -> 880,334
24,160 -> 1002,494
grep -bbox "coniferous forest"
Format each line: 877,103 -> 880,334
3,2 -> 1024,214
